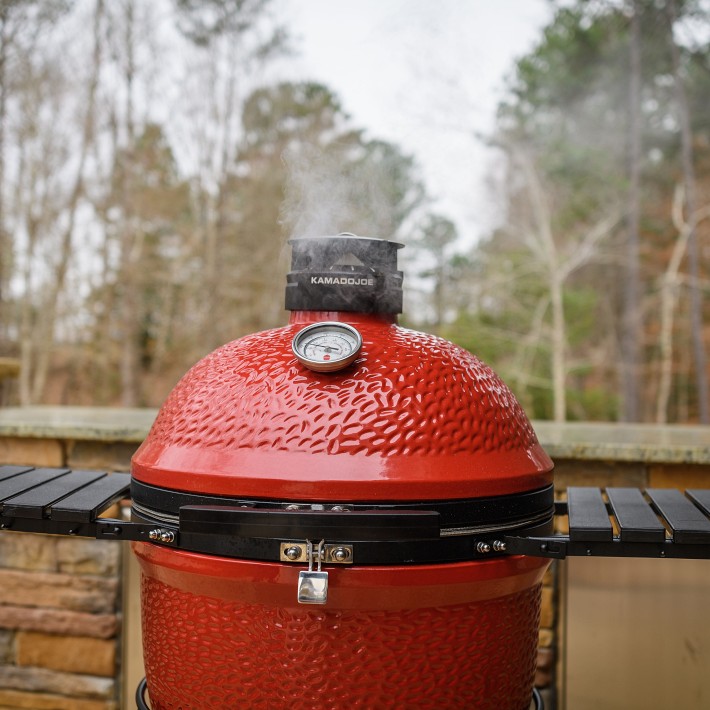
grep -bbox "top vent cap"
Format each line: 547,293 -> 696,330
285,235 -> 404,314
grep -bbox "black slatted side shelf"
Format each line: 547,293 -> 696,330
50,474 -> 131,522
687,490 -> 710,518
0,465 -> 34,481
3,470 -> 107,519
505,486 -> 710,560
0,468 -> 71,503
646,489 -> 710,544
0,467 -> 141,542
607,487 -> 666,543
567,487 -> 613,542
0,467 -> 130,526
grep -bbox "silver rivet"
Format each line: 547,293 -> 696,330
492,540 -> 507,552
149,529 -> 160,540
476,542 -> 491,554
330,505 -> 346,512
285,504 -> 302,511
333,547 -> 351,562
159,530 -> 175,543
284,545 -> 302,560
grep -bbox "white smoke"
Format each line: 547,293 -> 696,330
280,142 -> 409,240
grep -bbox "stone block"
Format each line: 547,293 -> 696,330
0,570 -> 118,613
0,690 -> 117,710
66,441 -> 137,471
649,463 -> 710,489
535,647 -> 555,687
540,585 -> 554,628
553,459 -> 647,490
0,632 -> 13,664
0,665 -> 114,699
538,628 -> 553,648
17,631 -> 116,677
56,538 -> 121,576
0,606 -> 118,639
0,532 -> 58,573
0,439 -> 63,467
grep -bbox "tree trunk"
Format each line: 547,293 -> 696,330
0,6 -> 7,337
30,0 -> 104,403
118,0 -> 139,407
666,0 -> 709,423
655,188 -> 710,422
517,149 -> 568,422
550,271 -> 567,422
621,0 -> 642,422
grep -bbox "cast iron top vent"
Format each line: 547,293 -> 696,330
285,234 -> 404,314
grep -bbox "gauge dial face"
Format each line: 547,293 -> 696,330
292,322 -> 363,373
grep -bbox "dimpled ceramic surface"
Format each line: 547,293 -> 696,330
133,311 -> 552,707
132,313 -> 552,500
136,545 -> 546,710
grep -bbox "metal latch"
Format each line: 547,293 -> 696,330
280,541 -> 353,564
297,540 -> 329,605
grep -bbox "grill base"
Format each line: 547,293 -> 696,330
135,543 -> 548,710
136,678 -> 545,710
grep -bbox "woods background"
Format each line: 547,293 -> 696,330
0,0 -> 708,425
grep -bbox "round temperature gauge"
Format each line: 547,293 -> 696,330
292,322 -> 363,373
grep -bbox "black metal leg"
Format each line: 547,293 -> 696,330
136,677 -> 150,710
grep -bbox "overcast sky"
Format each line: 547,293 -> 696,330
274,0 -> 553,248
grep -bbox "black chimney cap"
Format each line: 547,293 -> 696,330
285,235 -> 404,314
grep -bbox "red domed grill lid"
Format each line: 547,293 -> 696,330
130,235 -> 554,566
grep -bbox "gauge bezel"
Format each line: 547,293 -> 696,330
292,321 -> 363,373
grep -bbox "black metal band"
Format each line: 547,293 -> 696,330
130,480 -> 555,530
130,481 -> 555,565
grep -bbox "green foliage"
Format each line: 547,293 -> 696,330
464,0 -> 710,422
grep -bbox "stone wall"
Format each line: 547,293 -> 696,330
0,534 -> 120,710
0,411 -> 708,709
0,433 -> 134,710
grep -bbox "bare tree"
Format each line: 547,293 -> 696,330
114,0 -> 140,406
511,148 -> 621,422
173,0 -> 288,350
665,0 -> 709,423
413,214 -> 458,333
656,185 -> 710,422
0,0 -> 62,345
31,0 -> 104,404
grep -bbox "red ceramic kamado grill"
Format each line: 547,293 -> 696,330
129,235 -> 554,710
3,236 -> 710,708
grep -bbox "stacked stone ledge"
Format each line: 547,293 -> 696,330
0,439 -> 123,710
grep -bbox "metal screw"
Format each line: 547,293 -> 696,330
492,540 -> 507,552
149,529 -> 161,541
284,545 -> 302,560
332,547 -> 351,562
160,530 -> 175,544
330,505 -> 346,512
285,504 -> 302,511
476,542 -> 491,554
